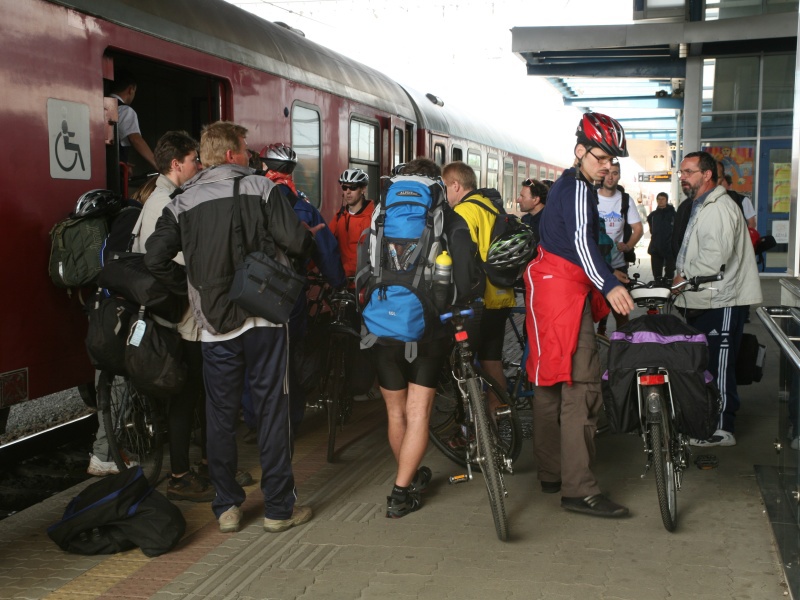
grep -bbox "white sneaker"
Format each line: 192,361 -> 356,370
689,429 -> 736,447
86,454 -> 119,477
86,453 -> 140,477
219,506 -> 241,533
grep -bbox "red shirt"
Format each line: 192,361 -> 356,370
331,200 -> 374,278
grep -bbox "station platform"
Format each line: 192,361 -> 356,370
0,274 -> 791,600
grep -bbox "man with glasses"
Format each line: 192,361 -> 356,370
673,151 -> 762,448
524,112 -> 634,518
332,168 -> 374,280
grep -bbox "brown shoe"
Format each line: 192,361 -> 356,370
263,505 -> 313,532
167,471 -> 216,502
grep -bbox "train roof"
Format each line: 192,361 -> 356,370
400,86 -> 559,165
50,0 -> 417,120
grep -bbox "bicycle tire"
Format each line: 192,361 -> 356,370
468,376 -> 509,541
504,308 -> 532,414
98,371 -> 164,485
647,389 -> 677,531
429,365 -> 522,469
326,343 -> 346,463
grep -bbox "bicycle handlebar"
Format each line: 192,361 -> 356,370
671,265 -> 725,293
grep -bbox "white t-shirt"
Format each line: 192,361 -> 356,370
742,196 -> 756,221
598,190 -> 641,268
111,93 -> 141,147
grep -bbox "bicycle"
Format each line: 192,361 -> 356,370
620,269 -> 724,531
97,370 -> 164,484
305,288 -> 359,462
432,306 -> 515,541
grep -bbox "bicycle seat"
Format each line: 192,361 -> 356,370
630,287 -> 671,302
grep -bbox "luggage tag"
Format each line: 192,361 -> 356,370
128,307 -> 147,347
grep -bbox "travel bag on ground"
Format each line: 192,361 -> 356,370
355,173 -> 448,361
606,314 -> 721,439
47,466 -> 185,557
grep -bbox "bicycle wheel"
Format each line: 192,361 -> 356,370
98,370 -> 164,485
326,343 -> 346,463
504,309 -> 532,413
595,334 -> 612,434
429,365 -> 522,468
646,389 -> 678,531
468,376 -> 509,541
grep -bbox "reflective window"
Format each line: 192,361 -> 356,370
704,57 -> 760,113
763,54 -> 796,110
434,144 -> 445,166
517,162 -> 526,196
393,128 -> 403,167
701,113 -> 758,138
487,156 -> 499,191
503,158 -> 514,208
468,150 -> 482,187
452,147 -> 463,162
349,118 -> 379,199
292,104 -> 321,207
540,165 -> 547,180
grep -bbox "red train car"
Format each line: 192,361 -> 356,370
0,0 -> 564,415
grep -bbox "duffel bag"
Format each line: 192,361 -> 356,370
84,291 -> 136,376
125,308 -> 187,396
98,252 -> 186,323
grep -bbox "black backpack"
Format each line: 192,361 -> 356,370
462,189 -> 534,288
47,466 -> 185,557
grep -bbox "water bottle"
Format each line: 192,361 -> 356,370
432,251 -> 453,312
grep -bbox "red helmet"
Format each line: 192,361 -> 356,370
576,112 -> 629,158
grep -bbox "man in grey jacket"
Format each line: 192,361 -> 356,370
673,151 -> 762,447
145,121 -> 314,534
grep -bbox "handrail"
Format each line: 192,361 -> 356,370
756,306 -> 800,372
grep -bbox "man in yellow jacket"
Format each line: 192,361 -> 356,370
442,161 -> 515,393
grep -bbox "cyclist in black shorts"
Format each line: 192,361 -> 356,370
442,161 -> 516,402
374,158 -> 445,519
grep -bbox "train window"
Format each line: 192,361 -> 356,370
394,128 -> 404,166
548,169 -> 556,180
452,147 -> 463,162
405,124 -> 414,163
529,165 -> 537,180
349,118 -> 379,199
517,162 -> 526,195
540,165 -> 547,180
292,104 -> 322,207
434,144 -> 445,166
503,158 -> 514,208
487,156 -> 499,190
467,150 -> 481,187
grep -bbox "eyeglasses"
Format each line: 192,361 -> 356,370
587,150 -> 613,165
341,184 -> 360,191
677,169 -> 703,178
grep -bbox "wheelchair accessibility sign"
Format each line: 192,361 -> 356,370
48,98 -> 91,180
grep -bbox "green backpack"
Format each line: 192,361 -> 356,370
48,215 -> 109,288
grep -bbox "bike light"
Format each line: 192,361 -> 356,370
640,374 -> 666,385
455,331 -> 468,342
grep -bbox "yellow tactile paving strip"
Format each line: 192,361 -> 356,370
38,401 -> 386,600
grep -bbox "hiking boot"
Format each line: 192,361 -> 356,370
409,466 -> 432,495
168,471 -> 216,502
87,453 -> 139,477
689,429 -> 736,447
196,462 -> 254,486
540,480 -> 562,494
218,506 -> 241,533
263,505 -> 313,533
386,492 -> 421,519
561,494 -> 629,518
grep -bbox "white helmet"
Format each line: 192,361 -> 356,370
338,168 -> 368,186
260,143 -> 297,174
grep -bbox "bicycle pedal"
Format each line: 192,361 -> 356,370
494,405 -> 511,417
449,474 -> 470,484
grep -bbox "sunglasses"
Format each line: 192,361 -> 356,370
341,184 -> 361,191
522,179 -> 535,187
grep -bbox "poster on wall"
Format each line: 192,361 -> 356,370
772,163 -> 791,213
701,144 -> 754,195
773,220 -> 790,244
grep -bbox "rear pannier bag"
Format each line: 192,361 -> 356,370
606,314 -> 720,440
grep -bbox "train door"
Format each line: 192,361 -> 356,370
104,52 -> 224,195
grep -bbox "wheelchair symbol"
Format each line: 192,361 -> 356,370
55,119 -> 86,172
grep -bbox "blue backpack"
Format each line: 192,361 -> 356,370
355,174 -> 448,361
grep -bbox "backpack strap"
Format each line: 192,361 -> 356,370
461,197 -> 500,216
620,192 -> 630,225
373,209 -> 386,283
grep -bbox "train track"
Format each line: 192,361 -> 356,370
0,415 -> 97,520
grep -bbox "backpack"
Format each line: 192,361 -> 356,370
461,189 -> 535,288
101,204 -> 141,266
49,215 -> 110,289
355,174 -> 447,361
47,466 -> 185,557
620,192 -> 637,263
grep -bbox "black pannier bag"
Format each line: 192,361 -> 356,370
606,314 -> 720,440
736,332 -> 765,385
47,466 -> 185,557
84,290 -> 137,376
